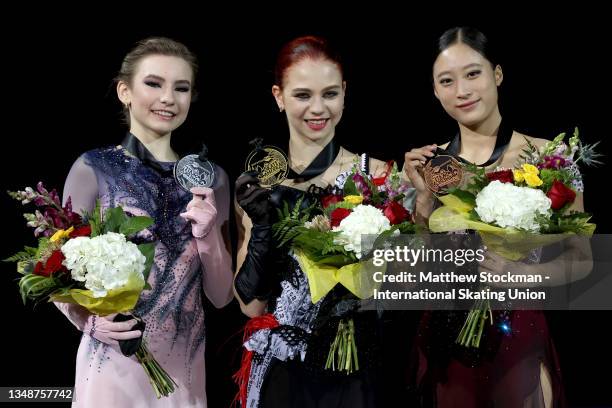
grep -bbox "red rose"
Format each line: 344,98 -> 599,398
321,195 -> 343,209
547,180 -> 576,210
45,250 -> 66,274
33,261 -> 44,276
330,208 -> 352,228
383,200 -> 411,225
34,250 -> 66,277
486,169 -> 514,184
69,225 -> 92,238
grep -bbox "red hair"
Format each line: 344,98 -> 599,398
274,35 -> 343,87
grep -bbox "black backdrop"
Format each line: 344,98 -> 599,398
1,9 -> 610,407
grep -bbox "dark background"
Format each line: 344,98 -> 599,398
1,9 -> 610,407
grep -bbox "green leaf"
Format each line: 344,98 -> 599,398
324,200 -> 356,216
291,229 -> 356,262
458,162 -> 488,195
539,169 -> 574,193
83,200 -> 103,237
291,195 -> 305,219
314,254 -> 358,267
18,274 -> 63,304
138,243 -> 156,283
447,190 -> 477,207
17,260 -> 35,275
369,191 -> 385,206
343,178 -> 358,196
35,238 -> 53,259
3,246 -> 37,263
396,222 -> 417,234
272,197 -> 318,248
536,210 -> 595,234
103,206 -> 128,234
468,209 -> 482,222
120,216 -> 154,237
519,135 -> 540,163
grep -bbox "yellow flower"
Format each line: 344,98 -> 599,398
50,226 -> 75,243
524,173 -> 543,187
522,163 -> 540,175
513,169 -> 525,183
343,195 -> 363,205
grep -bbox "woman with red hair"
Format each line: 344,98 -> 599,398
233,36 -> 388,408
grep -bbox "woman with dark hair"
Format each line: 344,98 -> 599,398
404,27 -> 591,407
57,37 -> 234,407
233,35 -> 388,408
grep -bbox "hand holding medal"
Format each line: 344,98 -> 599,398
174,143 -> 216,191
421,147 -> 464,194
236,138 -> 288,225
404,144 -> 464,195
244,138 -> 289,188
175,143 -> 218,238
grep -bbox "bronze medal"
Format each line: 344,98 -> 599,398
422,155 -> 463,194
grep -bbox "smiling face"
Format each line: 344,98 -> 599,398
117,54 -> 193,139
433,42 -> 503,129
272,58 -> 345,144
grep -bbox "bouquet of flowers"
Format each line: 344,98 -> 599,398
5,182 -> 177,397
273,162 -> 415,373
428,128 -> 600,347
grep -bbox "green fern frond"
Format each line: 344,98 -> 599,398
4,246 -> 37,263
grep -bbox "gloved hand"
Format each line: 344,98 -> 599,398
235,172 -> 273,225
83,313 -> 142,346
234,223 -> 277,303
180,187 -> 218,238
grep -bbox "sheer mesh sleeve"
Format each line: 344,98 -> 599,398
62,154 -> 99,214
55,154 -> 99,329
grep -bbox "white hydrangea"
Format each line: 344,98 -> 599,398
61,232 -> 146,298
333,204 -> 393,258
475,180 -> 552,232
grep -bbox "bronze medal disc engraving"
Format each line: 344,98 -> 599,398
423,155 -> 463,193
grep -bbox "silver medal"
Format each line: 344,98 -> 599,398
174,154 -> 215,191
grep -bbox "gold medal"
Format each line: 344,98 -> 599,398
245,145 -> 289,188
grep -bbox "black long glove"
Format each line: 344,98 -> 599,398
234,172 -> 277,303
235,172 -> 274,226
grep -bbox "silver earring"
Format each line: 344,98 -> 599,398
279,106 -> 284,112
